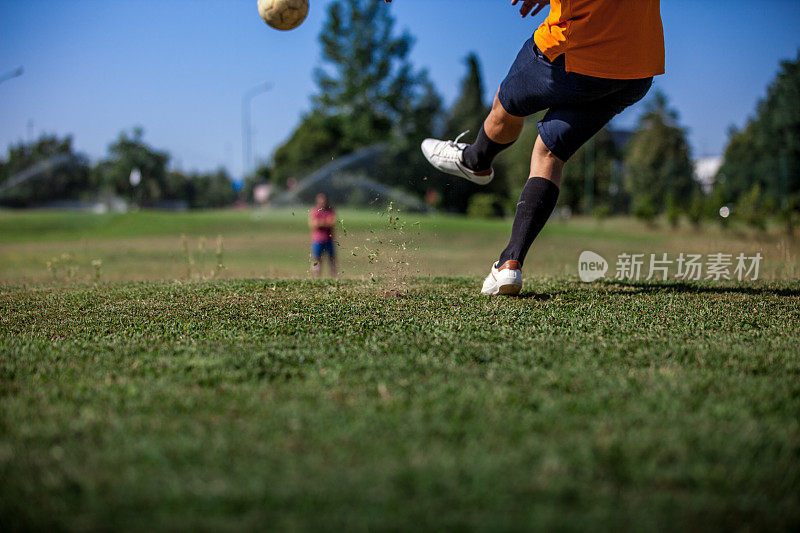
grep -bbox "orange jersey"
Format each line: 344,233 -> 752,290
533,0 -> 665,80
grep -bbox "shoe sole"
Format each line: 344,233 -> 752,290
498,283 -> 522,296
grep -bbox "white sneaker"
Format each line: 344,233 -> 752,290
481,260 -> 523,296
421,131 -> 494,186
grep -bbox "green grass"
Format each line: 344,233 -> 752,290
1,209 -> 799,529
2,208 -> 798,284
2,278 -> 799,530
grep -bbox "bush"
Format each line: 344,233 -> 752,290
779,194 -> 799,235
593,204 -> 611,224
467,194 -> 501,218
688,191 -> 706,228
665,194 -> 680,228
737,184 -> 767,231
633,196 -> 658,225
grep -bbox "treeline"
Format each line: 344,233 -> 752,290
716,53 -> 800,231
2,0 -> 798,229
0,128 -> 235,209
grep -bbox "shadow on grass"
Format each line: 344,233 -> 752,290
516,292 -> 553,301
601,280 -> 800,298
514,281 -> 800,300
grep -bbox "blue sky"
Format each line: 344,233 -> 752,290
1,0 -> 799,178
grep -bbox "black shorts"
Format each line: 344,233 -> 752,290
498,36 -> 653,162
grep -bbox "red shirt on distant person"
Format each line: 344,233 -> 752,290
309,193 -> 338,277
310,203 -> 336,243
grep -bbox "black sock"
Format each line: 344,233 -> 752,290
498,177 -> 560,267
462,125 -> 515,172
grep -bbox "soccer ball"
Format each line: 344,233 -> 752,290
258,0 -> 309,31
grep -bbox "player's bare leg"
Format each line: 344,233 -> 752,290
483,92 -> 525,146
529,135 -> 564,187
419,89 -> 563,296
482,133 -> 564,296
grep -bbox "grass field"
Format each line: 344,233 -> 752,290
1,209 -> 799,530
1,208 -> 798,284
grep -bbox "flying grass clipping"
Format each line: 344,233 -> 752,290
258,0 -> 309,31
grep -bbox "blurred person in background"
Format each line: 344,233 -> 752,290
309,192 -> 337,277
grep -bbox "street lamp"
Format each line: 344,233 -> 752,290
0,66 -> 24,86
242,82 -> 272,178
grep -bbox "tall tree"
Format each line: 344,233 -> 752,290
624,91 -> 696,212
445,53 -> 490,138
717,51 -> 800,215
315,0 -> 414,139
437,53 -> 507,212
385,75 -> 444,197
271,0 -> 440,187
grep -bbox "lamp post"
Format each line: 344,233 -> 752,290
0,66 -> 24,86
241,82 -> 272,178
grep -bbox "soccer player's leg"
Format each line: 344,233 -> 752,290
420,94 -> 523,184
421,37 -> 544,186
485,79 -> 653,296
481,110 -> 606,296
461,93 -> 525,173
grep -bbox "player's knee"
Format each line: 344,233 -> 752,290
487,107 -> 522,138
534,138 -> 563,164
486,104 -> 505,128
490,94 -> 506,114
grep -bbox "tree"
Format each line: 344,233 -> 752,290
384,75 -> 443,197
436,53 -> 502,212
183,169 -> 237,209
624,91 -> 696,213
270,112 -> 348,187
93,128 -> 172,206
314,0 -> 430,139
444,53 -> 489,138
271,0 -> 441,189
561,128 -> 625,215
736,183 -> 767,231
633,196 -> 658,226
0,135 -> 91,207
717,50 -> 800,222
687,190 -> 706,227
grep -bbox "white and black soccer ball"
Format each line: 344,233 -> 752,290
257,0 -> 309,31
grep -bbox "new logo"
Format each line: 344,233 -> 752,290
578,251 -> 608,282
